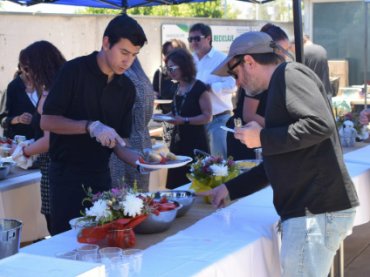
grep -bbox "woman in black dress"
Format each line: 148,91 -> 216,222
165,48 -> 212,189
17,41 -> 66,233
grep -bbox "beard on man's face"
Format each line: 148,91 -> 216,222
243,87 -> 264,97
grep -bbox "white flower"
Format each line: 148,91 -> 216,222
121,194 -> 144,217
85,199 -> 111,221
210,164 -> 229,177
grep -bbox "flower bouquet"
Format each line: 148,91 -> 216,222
187,155 -> 239,203
76,186 -> 152,248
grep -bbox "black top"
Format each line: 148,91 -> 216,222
152,68 -> 177,114
226,62 -> 358,221
304,43 -> 332,97
233,88 -> 267,120
2,76 -> 36,139
43,51 -> 136,170
166,80 -> 209,189
226,89 -> 267,160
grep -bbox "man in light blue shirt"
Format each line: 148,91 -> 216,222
188,23 -> 236,158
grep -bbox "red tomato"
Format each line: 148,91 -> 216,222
158,202 -> 177,211
139,157 -> 147,164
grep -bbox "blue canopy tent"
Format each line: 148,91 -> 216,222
2,0 -> 213,9
1,0 -> 304,62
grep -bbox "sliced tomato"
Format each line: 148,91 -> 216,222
139,157 -> 147,164
158,202 -> 177,211
159,196 -> 168,204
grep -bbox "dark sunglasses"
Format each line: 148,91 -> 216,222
166,65 -> 179,73
227,56 -> 245,79
187,35 -> 205,43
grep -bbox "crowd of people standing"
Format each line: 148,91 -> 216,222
2,14 -> 362,276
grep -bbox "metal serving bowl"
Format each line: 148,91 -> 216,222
0,165 -> 10,180
69,217 -> 95,235
153,190 -> 196,217
2,161 -> 16,173
134,202 -> 182,234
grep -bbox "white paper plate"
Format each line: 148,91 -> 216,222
152,114 -> 175,122
154,99 -> 173,104
136,155 -> 192,169
235,159 -> 259,172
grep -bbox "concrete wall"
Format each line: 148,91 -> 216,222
0,13 -> 293,93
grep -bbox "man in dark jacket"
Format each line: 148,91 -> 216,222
202,31 -> 359,276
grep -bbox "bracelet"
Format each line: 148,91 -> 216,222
22,146 -> 31,158
184,117 -> 190,125
85,120 -> 92,134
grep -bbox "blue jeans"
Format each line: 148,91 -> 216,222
206,113 -> 230,159
281,207 -> 356,277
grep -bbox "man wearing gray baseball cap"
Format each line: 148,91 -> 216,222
200,31 -> 359,276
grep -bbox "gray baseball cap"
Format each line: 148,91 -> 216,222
212,31 -> 274,76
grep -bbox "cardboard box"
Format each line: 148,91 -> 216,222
328,60 -> 349,90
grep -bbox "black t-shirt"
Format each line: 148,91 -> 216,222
152,68 -> 177,114
43,51 -> 136,170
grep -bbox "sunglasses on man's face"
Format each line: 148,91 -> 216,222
227,56 -> 245,79
187,35 -> 206,43
166,65 -> 179,74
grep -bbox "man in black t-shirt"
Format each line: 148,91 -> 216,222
41,14 -> 147,235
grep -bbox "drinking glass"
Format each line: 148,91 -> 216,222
124,249 -> 143,276
106,256 -> 130,277
79,253 -> 101,263
55,250 -> 77,260
76,244 -> 99,260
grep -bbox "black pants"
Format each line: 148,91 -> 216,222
48,162 -> 111,236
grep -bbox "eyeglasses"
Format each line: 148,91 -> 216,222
227,56 -> 245,79
187,35 -> 205,43
166,65 -> 179,74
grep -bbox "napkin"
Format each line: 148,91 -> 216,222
11,139 -> 37,169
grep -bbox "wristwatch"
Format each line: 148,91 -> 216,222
184,117 -> 190,125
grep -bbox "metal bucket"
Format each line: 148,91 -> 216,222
0,219 -> 22,259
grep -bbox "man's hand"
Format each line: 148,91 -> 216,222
234,121 -> 262,148
88,121 -> 125,148
197,184 -> 229,208
360,109 -> 370,125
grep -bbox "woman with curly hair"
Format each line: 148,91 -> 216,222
16,41 -> 66,233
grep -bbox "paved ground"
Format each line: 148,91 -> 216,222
342,220 -> 370,276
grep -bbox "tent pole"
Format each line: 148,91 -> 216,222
364,1 -> 368,109
292,0 -> 303,63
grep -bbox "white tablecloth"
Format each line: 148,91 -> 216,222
344,144 -> 370,165
344,161 -> 370,226
19,154 -> 370,277
22,187 -> 281,277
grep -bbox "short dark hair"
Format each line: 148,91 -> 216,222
260,23 -> 289,42
165,48 -> 196,83
189,23 -> 212,46
104,14 -> 147,48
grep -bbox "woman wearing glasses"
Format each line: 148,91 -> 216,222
164,48 -> 212,189
13,41 -> 66,233
152,39 -> 188,146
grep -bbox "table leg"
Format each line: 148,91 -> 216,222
337,241 -> 344,277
